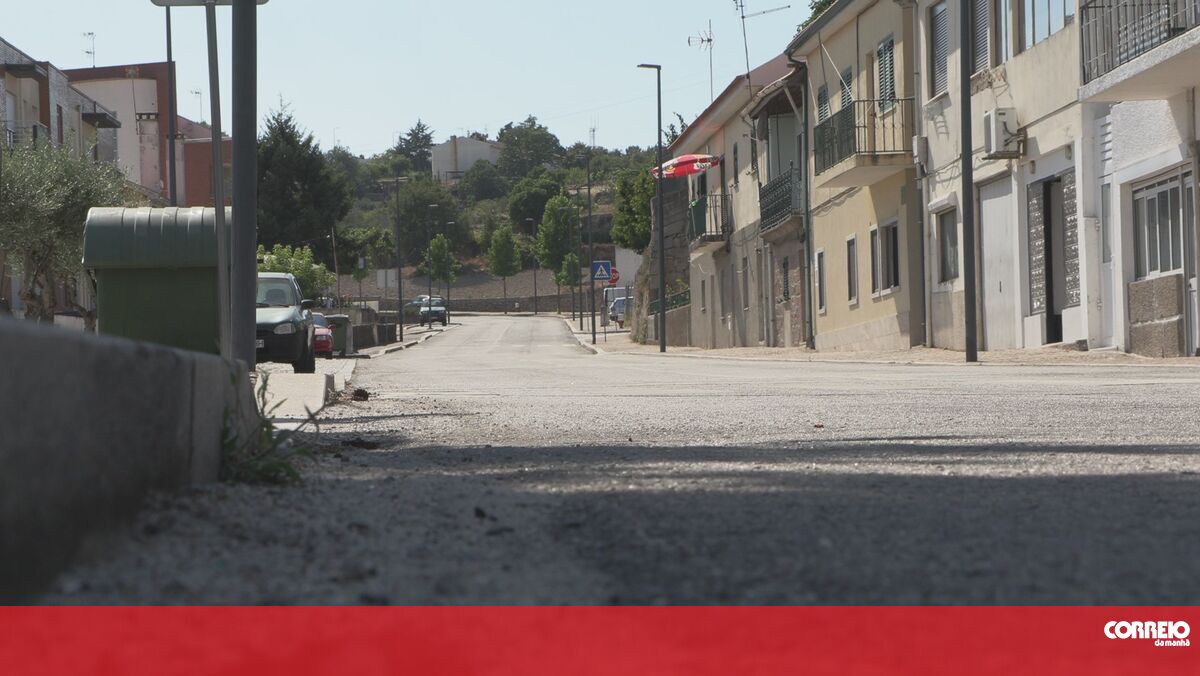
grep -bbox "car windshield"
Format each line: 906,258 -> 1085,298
256,278 -> 298,307
311,314 -> 329,327
422,298 -> 445,307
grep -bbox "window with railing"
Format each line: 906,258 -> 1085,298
812,98 -> 914,175
688,193 -> 732,242
759,164 -> 803,233
1081,0 -> 1199,83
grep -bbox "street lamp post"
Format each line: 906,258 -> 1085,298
427,204 -> 438,322
444,220 -> 454,324
960,0 -> 979,363
390,175 -> 409,341
587,147 -> 596,345
639,63 -> 666,352
525,217 -> 538,315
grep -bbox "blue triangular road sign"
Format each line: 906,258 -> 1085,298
591,260 -> 612,281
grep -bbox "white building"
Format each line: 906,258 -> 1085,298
431,135 -> 503,184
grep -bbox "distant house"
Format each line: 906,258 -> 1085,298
431,135 -> 503,184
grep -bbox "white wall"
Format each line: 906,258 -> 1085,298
71,79 -> 161,193
431,136 -> 502,180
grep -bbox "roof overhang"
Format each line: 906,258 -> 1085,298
669,54 -> 792,155
2,62 -> 49,81
83,111 -> 121,129
748,66 -> 806,120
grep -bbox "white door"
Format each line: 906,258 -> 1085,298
980,180 -> 1018,349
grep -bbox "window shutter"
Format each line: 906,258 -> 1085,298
931,3 -> 949,95
818,85 -> 830,121
877,37 -> 895,110
972,0 -> 989,73
840,68 -> 853,108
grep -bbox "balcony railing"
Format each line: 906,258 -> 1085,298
4,122 -> 51,148
649,289 -> 690,315
759,164 -> 803,234
813,98 -> 914,176
688,193 -> 732,245
1081,0 -> 1199,83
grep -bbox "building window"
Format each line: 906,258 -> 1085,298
972,0 -> 989,72
840,68 -> 853,108
938,210 -> 959,282
1021,0 -> 1075,52
997,0 -> 1013,63
816,250 -> 827,312
847,236 -> 859,304
732,142 -> 739,186
931,2 -> 950,96
742,256 -> 750,309
877,37 -> 896,110
700,278 -> 707,311
817,85 -> 830,122
871,222 -> 901,294
782,256 -> 791,300
1133,174 -> 1193,279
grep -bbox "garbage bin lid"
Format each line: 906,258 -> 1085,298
83,206 -> 232,269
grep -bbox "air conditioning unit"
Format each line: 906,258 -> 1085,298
984,108 -> 1021,158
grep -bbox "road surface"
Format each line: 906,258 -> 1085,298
48,315 -> 1200,603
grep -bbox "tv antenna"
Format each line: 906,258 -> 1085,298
688,21 -> 715,102
733,2 -> 790,97
83,32 -> 96,68
189,88 -> 204,123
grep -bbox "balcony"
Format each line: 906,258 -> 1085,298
688,193 -> 731,254
1081,0 -> 1200,101
812,98 -> 914,189
5,122 -> 51,148
758,165 -> 804,237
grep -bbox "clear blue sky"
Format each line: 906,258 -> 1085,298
6,1 -> 810,155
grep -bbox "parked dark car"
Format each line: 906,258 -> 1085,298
255,272 -> 316,373
418,296 -> 448,327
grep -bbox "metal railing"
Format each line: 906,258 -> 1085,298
759,164 -> 803,234
1081,0 -> 1199,83
649,289 -> 691,315
813,98 -> 914,175
688,193 -> 732,243
4,122 -> 51,148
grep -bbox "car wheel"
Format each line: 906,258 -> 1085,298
293,343 -> 316,374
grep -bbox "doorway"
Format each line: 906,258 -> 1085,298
980,179 -> 1017,349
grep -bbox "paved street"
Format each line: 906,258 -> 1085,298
49,315 -> 1200,603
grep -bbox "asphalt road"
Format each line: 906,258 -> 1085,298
48,315 -> 1200,603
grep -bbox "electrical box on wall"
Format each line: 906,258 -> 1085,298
984,108 -> 1022,159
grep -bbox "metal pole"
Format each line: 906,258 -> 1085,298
444,220 -> 452,324
165,7 -> 178,206
588,149 -> 596,344
960,0 -> 978,363
394,177 -> 403,341
427,203 -> 436,321
205,2 -> 231,360
231,0 -> 258,368
654,67 -> 666,352
331,226 -> 340,303
533,218 -> 539,315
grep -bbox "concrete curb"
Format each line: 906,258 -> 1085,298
607,347 -> 1197,368
560,318 -> 600,354
0,319 -> 256,600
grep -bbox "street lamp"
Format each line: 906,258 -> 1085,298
380,174 -> 410,340
444,220 -> 455,324
638,63 -> 666,353
427,203 -> 438,322
525,217 -> 538,315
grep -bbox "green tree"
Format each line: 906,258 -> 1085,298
0,142 -> 129,325
392,178 -> 465,264
486,224 -> 519,311
458,159 -> 508,202
257,107 -> 352,265
339,227 -> 395,272
469,198 -> 507,252
497,115 -> 562,178
426,233 -> 459,296
801,0 -> 836,29
555,251 -> 581,317
508,167 -> 562,235
537,195 -> 578,311
256,243 -> 336,300
610,166 -> 655,253
398,119 -> 435,172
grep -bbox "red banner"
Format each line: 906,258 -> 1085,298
1,607 -> 1195,675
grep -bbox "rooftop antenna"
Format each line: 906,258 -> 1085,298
83,32 -> 96,68
688,20 -> 715,102
734,1 -> 790,97
190,88 -> 204,123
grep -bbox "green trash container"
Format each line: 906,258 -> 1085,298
325,314 -> 353,356
82,206 -> 230,354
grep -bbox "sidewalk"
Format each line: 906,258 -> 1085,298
560,317 -> 1198,366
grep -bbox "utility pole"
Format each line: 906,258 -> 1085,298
587,147 -> 596,345
231,0 -> 259,368
331,226 -> 340,303
444,220 -> 454,324
165,7 -> 178,206
639,63 -> 666,352
204,2 -> 230,360
427,204 -> 437,321
960,0 -> 978,363
393,175 -> 405,340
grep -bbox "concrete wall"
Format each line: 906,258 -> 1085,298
646,305 -> 691,347
1127,273 -> 1187,357
431,136 -> 502,182
0,318 -> 255,600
